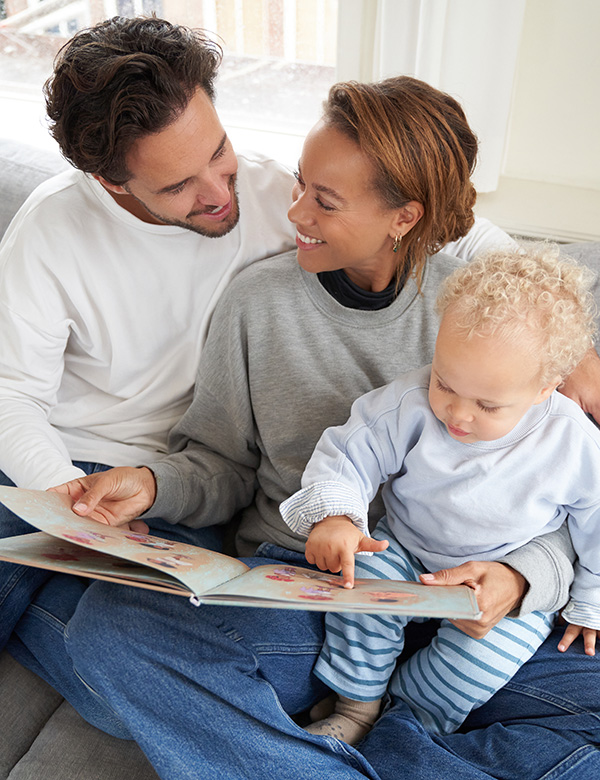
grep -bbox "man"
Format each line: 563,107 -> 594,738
0,15 -> 295,648
0,15 -> 295,494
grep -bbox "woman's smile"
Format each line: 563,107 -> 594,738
296,230 -> 324,248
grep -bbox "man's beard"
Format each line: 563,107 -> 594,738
126,175 -> 240,238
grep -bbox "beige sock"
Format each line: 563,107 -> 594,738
305,694 -> 382,745
309,692 -> 337,722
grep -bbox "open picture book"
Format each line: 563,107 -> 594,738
0,486 -> 481,618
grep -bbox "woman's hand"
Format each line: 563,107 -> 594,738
419,560 -> 527,638
558,622 -> 598,656
559,348 -> 600,424
49,466 -> 157,528
305,515 -> 388,588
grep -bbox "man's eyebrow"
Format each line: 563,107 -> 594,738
297,162 -> 347,205
154,134 -> 228,195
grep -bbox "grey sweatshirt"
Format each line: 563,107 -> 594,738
149,250 -> 574,615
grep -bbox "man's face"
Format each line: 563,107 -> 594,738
100,88 -> 240,237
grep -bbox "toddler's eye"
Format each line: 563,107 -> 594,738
477,402 -> 500,414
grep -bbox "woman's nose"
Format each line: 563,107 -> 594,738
287,187 -> 311,226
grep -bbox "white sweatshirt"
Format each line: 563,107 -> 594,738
0,151 -> 296,488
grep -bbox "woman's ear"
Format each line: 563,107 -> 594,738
390,201 -> 425,239
93,174 -> 128,195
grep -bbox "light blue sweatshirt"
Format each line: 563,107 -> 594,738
281,365 -> 600,629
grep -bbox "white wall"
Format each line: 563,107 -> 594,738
475,0 -> 600,241
505,0 -> 600,191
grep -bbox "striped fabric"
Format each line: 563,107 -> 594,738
313,516 -> 555,735
280,481 -> 370,538
562,599 -> 600,630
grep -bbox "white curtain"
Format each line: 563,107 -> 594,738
336,0 -> 526,192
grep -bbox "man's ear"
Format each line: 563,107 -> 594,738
534,376 -> 562,405
389,200 -> 424,240
93,174 -> 128,195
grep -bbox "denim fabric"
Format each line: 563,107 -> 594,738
9,499 -> 228,740
8,573 -> 134,739
0,462 -> 113,650
362,630 -> 600,780
63,546 -> 379,780
9,539 -> 600,779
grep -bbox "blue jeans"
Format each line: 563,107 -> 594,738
9,541 -> 600,780
0,462 -> 114,650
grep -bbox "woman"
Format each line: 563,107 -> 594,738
17,77 -> 598,779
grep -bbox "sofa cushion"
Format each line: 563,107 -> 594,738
8,699 -> 158,780
560,242 -> 600,316
0,652 -> 63,777
0,138 -> 68,239
0,650 -> 159,780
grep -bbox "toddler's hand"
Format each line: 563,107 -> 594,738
558,622 -> 598,656
305,516 -> 388,588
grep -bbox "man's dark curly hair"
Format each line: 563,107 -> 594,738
44,16 -> 223,184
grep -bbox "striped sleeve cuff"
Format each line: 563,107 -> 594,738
280,481 -> 369,538
562,599 -> 600,630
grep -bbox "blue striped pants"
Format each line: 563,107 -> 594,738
313,517 -> 555,735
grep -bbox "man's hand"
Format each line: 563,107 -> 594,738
420,560 -> 527,638
305,515 -> 388,588
560,348 -> 600,424
558,622 -> 598,656
50,466 -> 157,528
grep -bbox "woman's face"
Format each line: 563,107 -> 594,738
287,121 -> 403,291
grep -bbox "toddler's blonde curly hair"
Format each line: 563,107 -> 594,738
436,242 -> 597,385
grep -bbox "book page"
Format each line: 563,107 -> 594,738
0,487 -> 481,618
0,486 -> 249,597
202,563 -> 481,618
0,532 -> 191,595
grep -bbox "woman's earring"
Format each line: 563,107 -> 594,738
392,234 -> 401,254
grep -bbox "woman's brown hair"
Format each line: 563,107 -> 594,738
323,76 -> 477,287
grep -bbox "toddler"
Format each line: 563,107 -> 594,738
281,244 -> 600,742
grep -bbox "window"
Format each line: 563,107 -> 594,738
0,0 -> 338,165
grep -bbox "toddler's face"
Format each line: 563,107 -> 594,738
428,316 -> 559,444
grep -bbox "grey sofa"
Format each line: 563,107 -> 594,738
0,139 -> 158,780
0,137 -> 599,779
